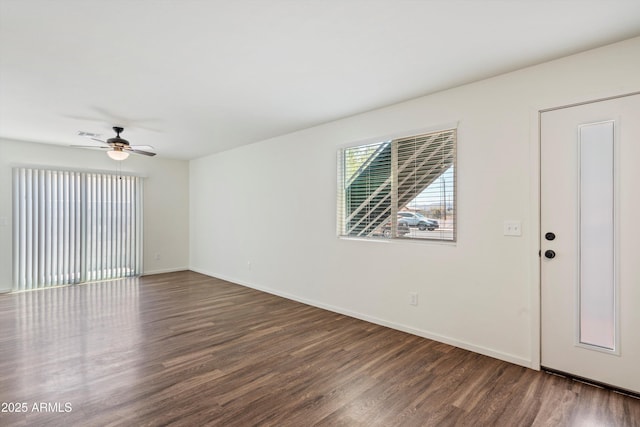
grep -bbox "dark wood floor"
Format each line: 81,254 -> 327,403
0,271 -> 638,426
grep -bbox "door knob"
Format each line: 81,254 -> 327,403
544,250 -> 556,259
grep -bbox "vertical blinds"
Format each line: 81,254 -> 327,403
13,168 -> 143,291
337,128 -> 456,240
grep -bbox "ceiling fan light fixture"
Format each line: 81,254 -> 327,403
107,149 -> 129,161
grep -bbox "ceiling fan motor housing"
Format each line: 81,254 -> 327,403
107,127 -> 129,147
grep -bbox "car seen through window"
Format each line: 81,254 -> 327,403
398,212 -> 439,231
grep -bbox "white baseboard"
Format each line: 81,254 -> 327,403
189,267 -> 533,369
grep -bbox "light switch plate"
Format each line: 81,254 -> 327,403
504,220 -> 522,236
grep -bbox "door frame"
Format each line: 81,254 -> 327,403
530,89 -> 640,371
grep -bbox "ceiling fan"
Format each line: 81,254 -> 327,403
74,126 -> 156,160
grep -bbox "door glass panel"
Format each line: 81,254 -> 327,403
578,121 -> 615,350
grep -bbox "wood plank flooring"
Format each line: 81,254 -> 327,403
0,271 -> 638,426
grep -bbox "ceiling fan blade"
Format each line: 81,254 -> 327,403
70,145 -> 111,150
78,131 -> 108,145
128,149 -> 156,157
78,131 -> 100,137
129,145 -> 154,151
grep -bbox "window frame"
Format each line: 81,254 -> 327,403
337,126 -> 457,243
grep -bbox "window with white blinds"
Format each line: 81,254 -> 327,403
13,168 -> 143,291
337,128 -> 456,241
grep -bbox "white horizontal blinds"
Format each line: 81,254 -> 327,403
337,128 -> 456,241
396,129 -> 456,241
13,168 -> 142,291
13,168 -> 83,290
339,141 -> 392,237
85,173 -> 142,282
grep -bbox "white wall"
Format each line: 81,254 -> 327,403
0,138 -> 190,292
190,37 -> 640,368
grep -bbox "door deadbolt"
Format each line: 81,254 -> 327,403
545,232 -> 556,241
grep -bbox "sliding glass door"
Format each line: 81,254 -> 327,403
12,168 -> 142,291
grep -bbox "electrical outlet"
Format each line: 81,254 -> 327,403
247,261 -> 252,270
409,292 -> 418,306
503,220 -> 522,236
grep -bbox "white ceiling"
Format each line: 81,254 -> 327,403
1,0 -> 640,160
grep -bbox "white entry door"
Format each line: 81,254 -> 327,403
541,94 -> 640,395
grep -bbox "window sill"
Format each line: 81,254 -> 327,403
338,236 -> 456,246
